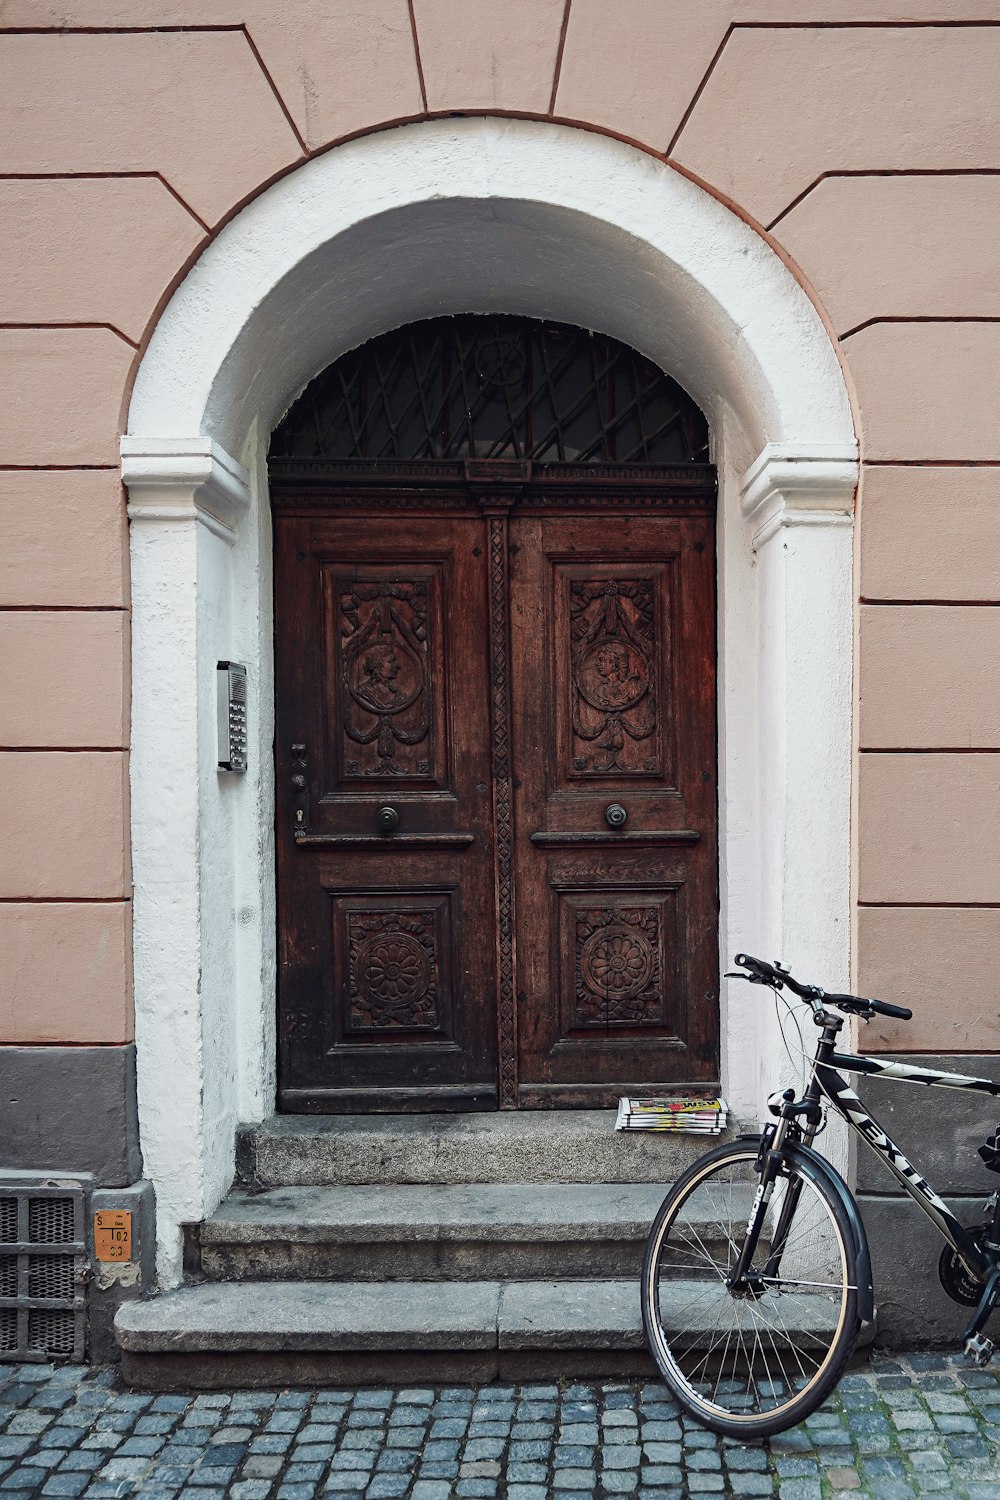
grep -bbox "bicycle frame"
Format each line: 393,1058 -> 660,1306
813,1051 -> 1000,1283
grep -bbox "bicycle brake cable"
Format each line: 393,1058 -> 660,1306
773,984 -> 812,1072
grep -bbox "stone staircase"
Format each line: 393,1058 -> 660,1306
115,1111 -> 727,1388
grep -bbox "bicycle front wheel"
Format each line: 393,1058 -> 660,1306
641,1139 -> 859,1438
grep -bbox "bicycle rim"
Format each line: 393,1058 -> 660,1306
642,1144 -> 857,1435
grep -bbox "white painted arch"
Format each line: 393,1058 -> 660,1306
122,117 -> 858,1282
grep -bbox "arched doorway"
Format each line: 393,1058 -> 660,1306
121,117 -> 857,1280
269,315 -> 719,1111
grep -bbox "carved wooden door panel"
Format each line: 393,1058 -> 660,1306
509,511 -> 718,1105
274,511 -> 498,1111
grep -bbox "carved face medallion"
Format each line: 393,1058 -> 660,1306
576,639 -> 650,713
339,579 -> 432,777
569,577 -> 657,774
348,638 -> 423,715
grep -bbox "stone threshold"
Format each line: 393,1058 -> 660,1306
239,1110 -> 731,1188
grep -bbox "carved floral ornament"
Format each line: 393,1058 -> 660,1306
348,910 -> 438,1032
574,906 -> 663,1029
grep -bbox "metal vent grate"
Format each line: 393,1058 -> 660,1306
29,1198 -> 76,1245
0,1180 -> 87,1362
28,1308 -> 76,1357
28,1255 -> 75,1300
0,1199 -> 16,1243
0,1256 -> 16,1299
0,1309 -> 16,1352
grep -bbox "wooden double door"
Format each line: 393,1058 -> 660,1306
275,481 -> 718,1111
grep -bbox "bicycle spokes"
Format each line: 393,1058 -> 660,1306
642,1146 -> 857,1435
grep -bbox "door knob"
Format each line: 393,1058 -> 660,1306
376,805 -> 400,834
605,803 -> 628,829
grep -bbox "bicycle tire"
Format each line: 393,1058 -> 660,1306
641,1138 -> 860,1438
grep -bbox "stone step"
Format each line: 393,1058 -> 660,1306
116,1276 -> 871,1390
239,1110 -> 730,1188
195,1183 -> 699,1281
116,1277 -> 653,1387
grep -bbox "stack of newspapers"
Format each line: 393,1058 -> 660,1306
615,1096 -> 729,1134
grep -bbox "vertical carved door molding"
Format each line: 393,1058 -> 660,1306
478,494 -> 520,1108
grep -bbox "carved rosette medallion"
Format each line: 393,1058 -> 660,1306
574,906 -> 662,1027
340,580 -> 431,777
570,578 -> 657,774
348,911 -> 438,1031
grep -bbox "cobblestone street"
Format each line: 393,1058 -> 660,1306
0,1355 -> 997,1500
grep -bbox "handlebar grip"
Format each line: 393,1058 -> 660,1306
734,952 -> 778,981
869,998 -> 913,1020
734,953 -> 813,997
826,989 -> 914,1020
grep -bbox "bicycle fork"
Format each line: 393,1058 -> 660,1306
728,1130 -> 800,1295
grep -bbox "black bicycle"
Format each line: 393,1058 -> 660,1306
640,952 -> 1000,1438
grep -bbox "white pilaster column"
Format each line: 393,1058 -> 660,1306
738,444 -> 858,1148
121,438 -> 250,1283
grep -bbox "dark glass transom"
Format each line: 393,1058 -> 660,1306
270,315 -> 709,466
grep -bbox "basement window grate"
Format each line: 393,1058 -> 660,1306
0,1309 -> 16,1351
0,1181 -> 87,1362
0,1199 -> 16,1242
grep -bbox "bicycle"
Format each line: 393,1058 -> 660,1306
640,952 -> 1000,1438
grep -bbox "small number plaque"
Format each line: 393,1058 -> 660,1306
94,1210 -> 132,1262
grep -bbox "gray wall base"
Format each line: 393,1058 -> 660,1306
858,1193 -> 992,1348
0,1045 -> 141,1187
855,1051 -> 999,1346
855,1052 -> 1000,1197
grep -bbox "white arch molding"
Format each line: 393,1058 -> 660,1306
121,117 -> 858,1282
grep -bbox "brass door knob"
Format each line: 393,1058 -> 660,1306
376,806 -> 400,833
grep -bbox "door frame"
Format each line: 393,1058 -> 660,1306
119,117 -> 858,1284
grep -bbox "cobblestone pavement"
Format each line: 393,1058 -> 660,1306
0,1355 -> 998,1500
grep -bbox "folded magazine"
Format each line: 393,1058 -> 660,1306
615,1096 -> 729,1133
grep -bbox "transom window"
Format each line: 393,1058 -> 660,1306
270,315 -> 709,466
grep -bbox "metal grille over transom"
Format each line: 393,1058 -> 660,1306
270,316 -> 710,466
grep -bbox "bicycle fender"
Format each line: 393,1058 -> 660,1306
785,1141 -> 875,1326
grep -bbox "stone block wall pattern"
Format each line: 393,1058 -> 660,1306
0,31 -> 303,227
0,1045 -> 141,1186
0,2 -> 998,1339
0,473 -> 128,610
858,909 -> 1000,1055
859,468 -> 1000,604
0,328 -> 135,465
0,903 -> 133,1046
0,178 -> 204,343
669,26 -> 1000,227
0,612 -> 128,749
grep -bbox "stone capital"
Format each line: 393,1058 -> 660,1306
739,442 -> 858,549
120,437 -> 251,540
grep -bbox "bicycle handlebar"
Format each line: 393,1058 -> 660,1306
825,991 -> 913,1021
730,952 -> 913,1021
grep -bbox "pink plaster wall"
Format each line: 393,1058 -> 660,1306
3,3 -> 998,1057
